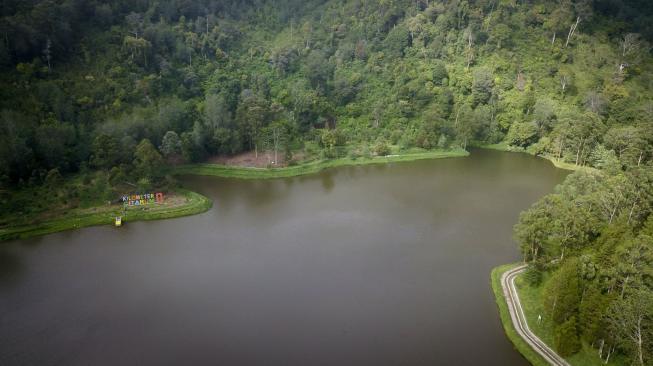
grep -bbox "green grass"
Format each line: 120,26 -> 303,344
491,264 -> 551,366
172,149 -> 469,179
514,275 -> 627,366
0,189 -> 212,242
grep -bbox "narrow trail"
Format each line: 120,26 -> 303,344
501,264 -> 571,366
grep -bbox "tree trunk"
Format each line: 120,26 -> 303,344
637,328 -> 643,366
565,17 -> 581,48
575,138 -> 585,165
609,204 -> 618,224
604,345 -> 613,364
621,275 -> 629,298
628,198 -> 638,224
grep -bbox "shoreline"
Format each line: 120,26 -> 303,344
0,189 -> 212,242
480,143 -> 588,172
1,149 -> 466,242
172,149 -> 469,179
491,264 -> 551,366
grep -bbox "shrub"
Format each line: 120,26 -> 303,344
373,140 -> 391,156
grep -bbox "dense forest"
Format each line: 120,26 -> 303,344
1,0 -> 653,364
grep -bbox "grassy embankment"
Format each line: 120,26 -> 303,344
173,148 -> 469,179
0,189 -> 212,242
491,264 -> 551,366
481,142 -> 588,171
492,264 -> 626,366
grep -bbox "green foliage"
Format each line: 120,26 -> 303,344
523,264 -> 543,287
554,317 -> 582,357
373,139 -> 391,156
160,131 -> 182,158
1,5 -> 653,362
133,139 -> 164,180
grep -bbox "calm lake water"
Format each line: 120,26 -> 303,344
0,149 -> 568,366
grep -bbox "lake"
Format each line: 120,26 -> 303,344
0,149 -> 568,366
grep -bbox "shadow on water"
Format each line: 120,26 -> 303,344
0,246 -> 24,285
320,170 -> 335,193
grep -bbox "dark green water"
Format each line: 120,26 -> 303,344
0,149 -> 567,366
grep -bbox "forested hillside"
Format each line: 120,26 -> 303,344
1,1 -> 653,363
1,0 -> 652,184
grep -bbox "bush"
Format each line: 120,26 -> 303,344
373,140 -> 391,156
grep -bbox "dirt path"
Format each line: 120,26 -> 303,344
207,150 -> 302,168
501,264 -> 571,366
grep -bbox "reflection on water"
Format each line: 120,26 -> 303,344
0,247 -> 23,285
0,150 -> 567,366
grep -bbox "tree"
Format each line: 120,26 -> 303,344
514,195 -> 556,261
236,91 -> 269,157
133,139 -> 164,180
543,260 -> 581,325
383,24 -> 411,58
305,50 -> 334,90
491,23 -> 511,49
203,93 -> 232,135
554,316 -> 582,357
471,68 -> 494,106
125,12 -> 143,38
160,131 -> 182,158
261,121 -> 288,165
607,289 -> 653,366
532,99 -> 556,137
91,134 -> 121,170
578,285 -> 610,344
432,61 -> 448,85
506,121 -> 538,148
604,126 -> 648,166
548,196 -> 594,259
454,104 -> 475,149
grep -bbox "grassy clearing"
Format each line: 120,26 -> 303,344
514,275 -> 627,366
173,149 -> 469,179
0,189 -> 212,242
491,264 -> 551,366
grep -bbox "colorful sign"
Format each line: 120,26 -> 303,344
121,193 -> 164,206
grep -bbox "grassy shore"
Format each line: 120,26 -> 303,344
481,143 -> 588,172
491,264 -> 551,366
0,189 -> 212,242
173,149 -> 469,179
